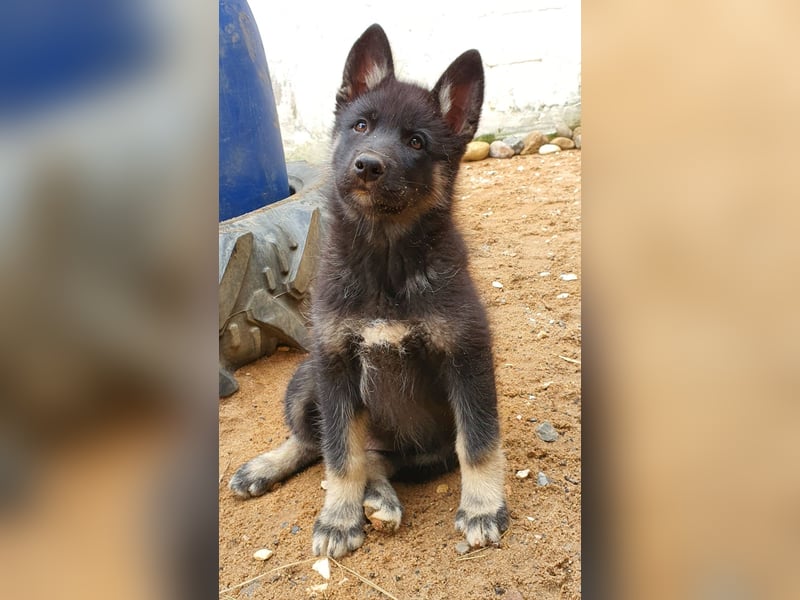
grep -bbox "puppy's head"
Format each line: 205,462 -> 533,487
331,24 -> 484,225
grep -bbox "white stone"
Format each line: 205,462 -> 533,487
312,558 -> 331,580
556,293 -> 569,299
560,273 -> 578,281
516,469 -> 531,479
538,144 -> 562,155
492,281 -> 504,289
253,548 -> 274,561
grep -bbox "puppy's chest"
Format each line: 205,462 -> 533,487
315,310 -> 457,360
347,314 -> 456,355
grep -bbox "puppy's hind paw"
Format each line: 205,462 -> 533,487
455,502 -> 509,548
228,459 -> 276,498
363,483 -> 403,533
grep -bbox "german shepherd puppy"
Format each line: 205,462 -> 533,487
230,24 -> 508,558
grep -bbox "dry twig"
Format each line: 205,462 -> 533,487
218,557 -> 317,595
330,557 -> 400,600
558,355 -> 581,365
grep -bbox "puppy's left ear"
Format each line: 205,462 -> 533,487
432,50 -> 485,140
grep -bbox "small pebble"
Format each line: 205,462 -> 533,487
550,136 -> 575,150
559,273 -> 578,281
489,140 -> 515,159
320,480 -> 328,490
463,141 -> 490,161
502,135 -> 524,154
556,292 -> 569,299
515,469 -> 531,479
436,484 -> 450,494
538,143 -> 561,155
312,557 -> 331,580
290,525 -> 301,534
520,131 -> 548,155
537,472 -> 550,486
455,541 -> 471,555
492,281 -> 504,289
539,271 -> 551,276
535,421 -> 559,442
253,548 -> 274,561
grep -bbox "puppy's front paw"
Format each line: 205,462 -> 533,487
312,505 -> 366,557
455,502 -> 509,547
228,458 -> 276,498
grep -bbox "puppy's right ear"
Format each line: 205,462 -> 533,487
336,24 -> 395,110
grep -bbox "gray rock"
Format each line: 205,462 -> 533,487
538,144 -> 561,155
535,421 -> 559,442
550,136 -> 575,150
501,135 -> 524,154
241,582 -> 261,597
463,141 -> 490,162
537,472 -> 550,486
489,140 -> 515,159
520,131 -> 548,155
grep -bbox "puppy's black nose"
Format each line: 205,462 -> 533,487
354,152 -> 385,183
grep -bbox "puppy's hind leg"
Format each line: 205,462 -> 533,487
229,360 -> 321,498
229,434 -> 320,498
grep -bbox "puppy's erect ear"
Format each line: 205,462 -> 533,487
431,50 -> 485,140
336,24 -> 395,110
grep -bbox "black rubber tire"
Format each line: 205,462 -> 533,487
218,162 -> 325,397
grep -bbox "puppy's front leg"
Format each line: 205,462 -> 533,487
312,357 -> 369,557
447,347 -> 509,547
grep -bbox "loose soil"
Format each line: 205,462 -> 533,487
219,150 -> 582,599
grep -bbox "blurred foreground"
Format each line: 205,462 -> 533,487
1,2 -> 217,599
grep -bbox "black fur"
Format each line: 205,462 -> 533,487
230,24 -> 508,557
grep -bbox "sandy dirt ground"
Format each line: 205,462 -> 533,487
219,149 -> 582,599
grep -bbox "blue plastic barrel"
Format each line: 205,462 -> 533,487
219,0 -> 290,222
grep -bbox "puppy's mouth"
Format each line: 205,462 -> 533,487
346,183 -> 412,215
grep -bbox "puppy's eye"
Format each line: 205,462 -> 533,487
353,119 -> 368,133
409,135 -> 425,150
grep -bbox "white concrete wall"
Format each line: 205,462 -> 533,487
249,1 -> 581,162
